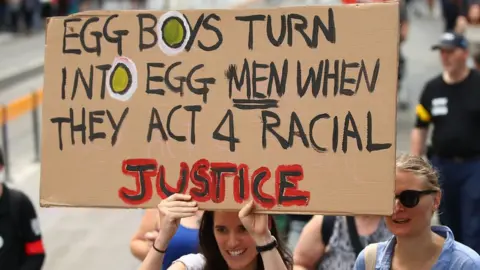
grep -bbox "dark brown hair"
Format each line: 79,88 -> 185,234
198,211 -> 293,270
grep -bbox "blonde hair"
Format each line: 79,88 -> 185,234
396,153 -> 441,191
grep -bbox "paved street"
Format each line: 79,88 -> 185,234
0,0 -> 446,268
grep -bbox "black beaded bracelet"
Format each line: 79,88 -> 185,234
152,244 -> 166,254
256,236 -> 278,253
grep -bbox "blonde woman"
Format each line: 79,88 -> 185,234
354,154 -> 480,269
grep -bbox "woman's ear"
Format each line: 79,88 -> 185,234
434,190 -> 442,211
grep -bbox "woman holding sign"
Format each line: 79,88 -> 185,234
138,194 -> 292,270
354,154 -> 480,269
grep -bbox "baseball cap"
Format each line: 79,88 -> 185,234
431,32 -> 468,50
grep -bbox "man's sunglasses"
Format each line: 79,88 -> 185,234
395,190 -> 438,208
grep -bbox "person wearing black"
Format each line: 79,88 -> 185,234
411,32 -> 480,254
0,149 -> 45,270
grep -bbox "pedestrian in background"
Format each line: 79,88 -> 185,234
0,148 -> 46,270
293,215 -> 391,270
21,0 -> 39,34
8,0 -> 39,34
411,32 -> 480,253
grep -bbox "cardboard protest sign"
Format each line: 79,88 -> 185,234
40,3 -> 399,215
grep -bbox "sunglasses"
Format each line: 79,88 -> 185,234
395,190 -> 437,208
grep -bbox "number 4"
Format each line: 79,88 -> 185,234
212,109 -> 240,152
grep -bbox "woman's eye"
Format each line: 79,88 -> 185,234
215,227 -> 227,233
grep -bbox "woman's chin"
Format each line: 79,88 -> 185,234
387,220 -> 414,237
223,249 -> 257,270
225,260 -> 251,270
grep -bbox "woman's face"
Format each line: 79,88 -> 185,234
385,170 -> 440,238
213,212 -> 258,270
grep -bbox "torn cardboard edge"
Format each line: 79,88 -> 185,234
43,1 -> 400,45
40,199 -> 392,216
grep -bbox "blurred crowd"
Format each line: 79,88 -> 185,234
0,0 -> 147,34
1,0 -> 480,269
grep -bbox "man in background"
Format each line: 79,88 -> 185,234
0,148 -> 46,269
411,32 -> 480,253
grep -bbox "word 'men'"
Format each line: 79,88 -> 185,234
119,158 -> 311,209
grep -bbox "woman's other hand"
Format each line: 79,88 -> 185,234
238,201 -> 272,245
130,209 -> 159,261
144,230 -> 159,242
155,194 -> 198,249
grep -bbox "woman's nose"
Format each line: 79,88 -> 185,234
393,198 -> 404,213
227,233 -> 240,247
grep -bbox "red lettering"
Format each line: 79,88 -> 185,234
119,159 -> 157,205
210,162 -> 237,203
252,167 -> 275,209
275,165 -> 310,206
233,164 -> 250,203
156,162 -> 190,199
118,158 -> 309,209
190,159 -> 211,202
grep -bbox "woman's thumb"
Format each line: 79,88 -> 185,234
144,231 -> 158,240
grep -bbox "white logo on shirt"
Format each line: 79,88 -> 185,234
0,235 -> 3,249
31,218 -> 41,236
431,97 -> 448,116
442,33 -> 455,41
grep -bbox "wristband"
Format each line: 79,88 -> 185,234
256,236 -> 277,253
152,243 -> 167,254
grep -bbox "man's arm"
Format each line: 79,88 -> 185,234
411,128 -> 428,156
410,86 -> 432,156
19,193 -> 45,270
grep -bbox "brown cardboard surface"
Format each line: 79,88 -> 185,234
41,3 -> 399,215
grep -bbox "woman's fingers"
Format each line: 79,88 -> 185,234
164,200 -> 197,208
158,194 -> 196,211
166,207 -> 199,213
239,200 -> 254,218
168,211 -> 198,219
166,193 -> 192,202
144,231 -> 159,241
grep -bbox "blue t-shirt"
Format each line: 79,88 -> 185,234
162,224 -> 199,270
354,226 -> 480,270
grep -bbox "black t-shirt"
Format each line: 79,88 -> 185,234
0,184 -> 45,270
415,70 -> 480,158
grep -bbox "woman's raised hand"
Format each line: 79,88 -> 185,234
238,201 -> 272,245
155,194 -> 198,249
